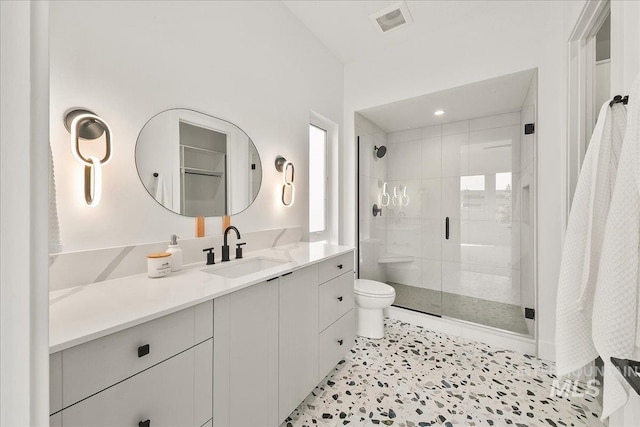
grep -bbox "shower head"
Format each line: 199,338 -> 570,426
374,145 -> 387,158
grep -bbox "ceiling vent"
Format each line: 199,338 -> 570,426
370,1 -> 413,33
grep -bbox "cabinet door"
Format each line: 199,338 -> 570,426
195,338 -> 213,427
319,310 -> 355,380
62,347 -> 194,427
278,265 -> 319,422
50,352 -> 62,414
214,280 -> 279,427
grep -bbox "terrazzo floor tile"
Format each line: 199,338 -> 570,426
282,319 -> 605,427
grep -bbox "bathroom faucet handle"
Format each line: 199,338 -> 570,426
203,247 -> 215,265
235,242 -> 246,260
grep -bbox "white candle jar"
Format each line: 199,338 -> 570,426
147,252 -> 172,278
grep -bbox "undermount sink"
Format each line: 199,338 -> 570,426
202,257 -> 288,279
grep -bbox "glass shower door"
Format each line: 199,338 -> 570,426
440,127 -> 471,323
381,126 -> 443,317
440,119 -> 529,335
356,118 -> 444,318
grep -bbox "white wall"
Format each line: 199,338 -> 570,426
343,1 -> 564,359
50,0 -> 343,252
610,0 -> 640,96
1,1 -> 49,424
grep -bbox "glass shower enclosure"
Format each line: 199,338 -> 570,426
356,70 -> 537,337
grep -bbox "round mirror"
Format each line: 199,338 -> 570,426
135,109 -> 262,217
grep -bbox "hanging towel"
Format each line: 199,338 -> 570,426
150,173 -> 168,205
555,99 -> 625,376
49,143 -> 62,254
592,73 -> 640,420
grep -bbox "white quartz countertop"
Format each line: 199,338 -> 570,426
49,242 -> 354,353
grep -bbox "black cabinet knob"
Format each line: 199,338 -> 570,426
138,344 -> 150,358
139,420 -> 150,427
337,264 -> 343,269
337,296 -> 343,302
337,339 -> 343,346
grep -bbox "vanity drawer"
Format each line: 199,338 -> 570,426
50,352 -> 62,414
62,306 -> 195,407
318,310 -> 355,380
61,346 -> 195,427
319,273 -> 354,332
318,252 -> 354,284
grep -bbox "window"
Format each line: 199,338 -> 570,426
309,124 -> 327,234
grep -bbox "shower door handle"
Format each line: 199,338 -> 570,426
445,217 -> 450,240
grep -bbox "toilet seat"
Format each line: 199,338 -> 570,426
354,279 -> 395,298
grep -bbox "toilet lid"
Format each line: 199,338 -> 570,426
354,279 -> 395,298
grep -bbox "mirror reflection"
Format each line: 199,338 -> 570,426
135,109 -> 262,217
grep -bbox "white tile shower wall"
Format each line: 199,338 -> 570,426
49,226 -> 302,291
49,2 -> 343,252
383,111 -> 525,310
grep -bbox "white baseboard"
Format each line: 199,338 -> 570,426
385,306 -> 538,356
537,339 -> 556,362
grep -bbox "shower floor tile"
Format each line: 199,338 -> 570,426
389,282 -> 530,336
282,319 -> 604,427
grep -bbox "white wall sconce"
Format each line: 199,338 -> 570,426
401,185 -> 410,206
381,182 -> 390,207
275,156 -> 295,207
391,185 -> 410,207
64,109 -> 112,207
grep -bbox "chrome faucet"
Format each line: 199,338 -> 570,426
222,226 -> 242,262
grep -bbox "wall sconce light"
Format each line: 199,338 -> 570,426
391,185 -> 410,207
275,156 -> 294,207
64,108 -> 112,207
381,182 -> 390,207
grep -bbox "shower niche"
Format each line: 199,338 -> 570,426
356,69 -> 537,337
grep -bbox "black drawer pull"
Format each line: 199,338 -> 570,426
138,344 -> 150,358
337,264 -> 343,269
282,272 -> 293,277
139,420 -> 150,427
445,217 -> 450,240
267,277 -> 278,282
337,296 -> 343,302
337,339 -> 344,346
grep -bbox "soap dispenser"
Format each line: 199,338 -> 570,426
165,235 -> 183,271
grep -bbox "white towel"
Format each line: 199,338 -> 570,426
151,173 -> 168,205
49,144 -> 62,253
555,100 -> 625,376
593,73 -> 640,420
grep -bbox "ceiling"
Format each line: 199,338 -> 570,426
357,69 -> 536,132
282,1 -> 504,64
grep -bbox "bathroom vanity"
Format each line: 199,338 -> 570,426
49,243 -> 354,427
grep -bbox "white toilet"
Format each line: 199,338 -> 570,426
354,279 -> 396,339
